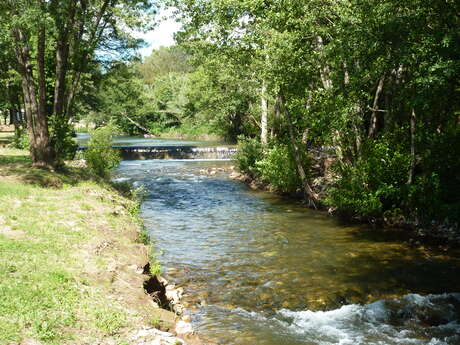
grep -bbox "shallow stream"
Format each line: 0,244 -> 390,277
116,159 -> 460,345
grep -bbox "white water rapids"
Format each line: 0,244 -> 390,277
201,293 -> 460,345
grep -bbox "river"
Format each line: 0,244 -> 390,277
115,156 -> 460,345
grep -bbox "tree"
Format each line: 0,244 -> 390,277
0,0 -> 156,167
138,45 -> 192,86
170,0 -> 460,224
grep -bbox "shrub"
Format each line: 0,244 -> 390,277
256,143 -> 304,194
407,128 -> 460,224
84,124 -> 121,178
234,135 -> 263,177
327,135 -> 410,220
49,115 -> 78,161
11,130 -> 29,149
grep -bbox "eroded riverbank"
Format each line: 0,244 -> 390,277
116,159 -> 460,345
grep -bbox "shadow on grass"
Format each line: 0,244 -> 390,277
0,150 -> 133,199
0,151 -> 94,188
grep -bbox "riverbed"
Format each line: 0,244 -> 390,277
116,159 -> 460,345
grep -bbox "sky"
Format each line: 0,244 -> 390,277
136,7 -> 182,58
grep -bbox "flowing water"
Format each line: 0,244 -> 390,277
116,159 -> 460,345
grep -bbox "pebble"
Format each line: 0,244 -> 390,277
130,327 -> 188,345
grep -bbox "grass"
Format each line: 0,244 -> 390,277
0,130 -> 14,147
0,146 -> 167,345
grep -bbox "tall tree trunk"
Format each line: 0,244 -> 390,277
13,28 -> 54,167
53,0 -> 76,119
280,93 -> 318,208
407,108 -> 416,185
260,81 -> 268,146
53,40 -> 70,118
37,25 -> 47,120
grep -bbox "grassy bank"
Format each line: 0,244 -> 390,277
0,147 -> 172,345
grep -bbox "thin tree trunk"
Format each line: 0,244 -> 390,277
272,94 -> 282,138
37,25 -> 47,120
344,62 -> 350,86
332,129 -> 345,166
407,108 -> 416,185
368,76 -> 385,138
124,114 -> 154,135
280,93 -> 318,208
65,0 -> 110,115
53,41 -> 70,117
261,81 -> 268,146
316,36 -> 333,90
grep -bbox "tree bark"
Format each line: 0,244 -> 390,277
316,36 -> 333,90
280,93 -> 318,208
13,28 -> 54,167
53,0 -> 76,118
368,76 -> 385,138
37,24 -> 47,121
272,94 -> 282,138
260,81 -> 268,146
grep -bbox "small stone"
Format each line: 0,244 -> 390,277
21,339 -> 42,345
175,320 -> 193,335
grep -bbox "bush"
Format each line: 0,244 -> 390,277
407,128 -> 460,224
11,130 -> 29,149
256,143 -> 304,194
327,135 -> 410,220
84,124 -> 121,178
49,115 -> 78,161
234,135 -> 263,177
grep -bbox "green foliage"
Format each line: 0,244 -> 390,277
0,0 -> 156,166
327,135 -> 411,220
234,136 -> 263,177
49,115 -> 77,162
407,128 -> 460,224
257,143 -> 303,194
11,130 -> 29,150
77,0 -> 459,230
138,46 -> 192,86
84,124 -> 121,178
